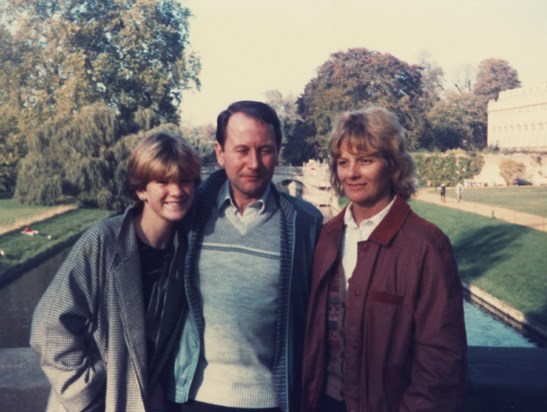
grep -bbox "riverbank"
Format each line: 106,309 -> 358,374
413,190 -> 547,345
0,204 -> 78,236
0,208 -> 113,287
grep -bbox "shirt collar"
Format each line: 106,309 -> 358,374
217,181 -> 273,215
343,197 -> 396,230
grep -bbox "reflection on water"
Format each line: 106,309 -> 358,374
0,250 -> 68,347
0,250 -> 541,348
464,300 -> 536,347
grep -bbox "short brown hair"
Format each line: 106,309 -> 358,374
328,106 -> 416,200
216,100 -> 282,149
127,131 -> 201,199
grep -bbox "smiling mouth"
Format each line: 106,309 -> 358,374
346,183 -> 366,189
164,200 -> 187,205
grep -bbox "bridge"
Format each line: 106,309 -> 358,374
201,163 -> 335,214
202,164 -> 305,184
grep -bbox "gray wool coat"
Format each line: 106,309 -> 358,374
31,205 -> 186,412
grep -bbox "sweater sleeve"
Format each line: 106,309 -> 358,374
30,226 -> 108,412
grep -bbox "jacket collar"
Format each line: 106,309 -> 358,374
325,194 -> 410,246
369,195 -> 410,245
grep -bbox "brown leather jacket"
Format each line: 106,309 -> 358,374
302,196 -> 467,412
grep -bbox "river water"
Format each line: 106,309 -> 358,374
0,249 -> 540,348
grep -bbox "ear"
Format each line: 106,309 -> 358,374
136,189 -> 146,202
214,142 -> 225,168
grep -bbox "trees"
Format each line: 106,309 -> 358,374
1,0 -> 200,205
427,91 -> 487,150
181,123 -> 216,165
0,22 -> 28,192
473,58 -> 521,103
15,104 -> 121,207
1,0 -> 200,128
296,48 -> 427,161
426,58 -> 520,151
14,103 -> 188,210
263,90 -> 313,165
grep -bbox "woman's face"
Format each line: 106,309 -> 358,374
336,142 -> 393,221
137,178 -> 194,225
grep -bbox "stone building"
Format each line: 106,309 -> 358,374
487,83 -> 547,150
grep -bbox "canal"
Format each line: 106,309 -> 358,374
0,247 -> 541,348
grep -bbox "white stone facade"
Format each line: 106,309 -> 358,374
487,83 -> 547,150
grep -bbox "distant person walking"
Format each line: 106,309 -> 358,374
440,183 -> 447,203
456,182 -> 464,202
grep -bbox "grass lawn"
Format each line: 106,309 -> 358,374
427,186 -> 547,217
0,208 -> 113,274
410,199 -> 547,328
0,198 -> 67,227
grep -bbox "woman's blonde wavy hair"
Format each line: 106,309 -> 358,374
328,106 -> 416,201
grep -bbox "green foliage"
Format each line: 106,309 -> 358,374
413,151 -> 484,187
1,0 -> 200,201
181,123 -> 217,164
297,48 -> 428,160
499,158 -> 526,185
0,25 -> 26,192
14,104 -> 183,210
427,91 -> 487,150
15,104 -> 119,206
1,0 -> 200,127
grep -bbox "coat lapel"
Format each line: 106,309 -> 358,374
113,225 -> 148,396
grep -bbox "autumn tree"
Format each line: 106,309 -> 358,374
473,58 -> 521,102
424,58 -> 520,151
427,91 -> 487,150
297,48 -> 427,160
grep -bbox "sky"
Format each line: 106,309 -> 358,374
179,0 -> 547,125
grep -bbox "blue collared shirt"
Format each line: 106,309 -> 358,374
216,182 -> 278,234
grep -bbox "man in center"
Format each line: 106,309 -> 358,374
168,100 -> 324,412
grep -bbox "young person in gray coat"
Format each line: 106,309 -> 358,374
31,132 -> 201,412
167,101 -> 324,412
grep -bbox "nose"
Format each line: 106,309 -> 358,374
248,150 -> 261,170
349,161 -> 360,177
168,182 -> 184,196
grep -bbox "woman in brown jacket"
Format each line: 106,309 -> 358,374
301,107 -> 467,412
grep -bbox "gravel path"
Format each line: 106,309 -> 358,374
415,189 -> 547,232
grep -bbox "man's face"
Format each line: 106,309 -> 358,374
215,112 -> 279,211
